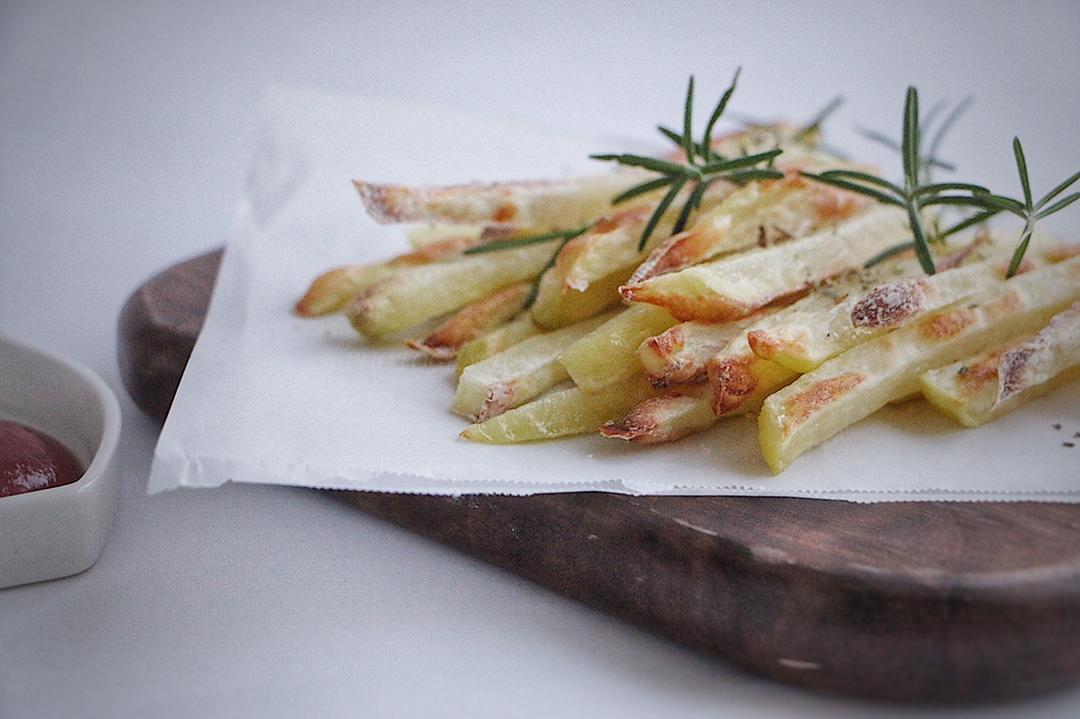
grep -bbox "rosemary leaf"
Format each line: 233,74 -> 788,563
702,68 -> 740,161
672,179 -> 715,235
639,176 -> 687,251
800,172 -> 905,206
926,96 -> 973,167
611,176 -> 678,205
902,86 -> 921,189
793,95 -> 844,143
699,148 -> 783,174
940,209 -> 999,238
1034,192 -> 1080,220
1013,137 -> 1033,209
590,153 -> 694,176
913,182 -> 990,196
682,76 -> 696,162
463,230 -> 570,254
906,203 -> 936,275
1006,224 -> 1034,278
863,241 -> 916,269
1035,170 -> 1080,211
819,169 -> 905,196
726,168 -> 785,184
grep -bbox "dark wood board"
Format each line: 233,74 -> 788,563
118,250 -> 1080,704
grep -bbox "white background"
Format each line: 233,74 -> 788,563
2,1 -> 1079,717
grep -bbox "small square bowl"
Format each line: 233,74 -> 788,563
0,332 -> 121,589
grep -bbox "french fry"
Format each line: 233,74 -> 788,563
354,173 -> 638,228
296,232 -> 498,317
599,386 -> 716,444
560,305 -> 677,392
452,313 -> 615,422
407,224 -> 484,248
920,300 -> 1080,427
406,283 -> 530,360
759,257 -> 1080,473
455,315 -> 541,378
748,234 -> 1067,372
639,316 -> 762,387
461,375 -> 655,443
706,272 -> 912,416
708,335 -> 799,417
346,243 -> 553,339
559,184 -> 734,292
620,206 -> 909,321
529,267 -> 626,329
628,173 -> 871,284
295,264 -> 396,317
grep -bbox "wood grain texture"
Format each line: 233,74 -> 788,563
118,250 -> 1080,703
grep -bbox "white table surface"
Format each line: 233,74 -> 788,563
2,1 -> 1078,717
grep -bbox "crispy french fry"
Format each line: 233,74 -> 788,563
354,173 -> 638,228
620,206 -> 909,321
557,146 -> 860,294
461,375 -> 655,443
296,232 -> 498,317
455,315 -> 541,378
747,234 -> 1068,372
529,266 -> 626,329
706,273 -> 906,416
452,313 -> 615,422
559,305 -> 677,392
759,258 -> 1080,473
346,243 -> 553,339
295,264 -> 396,317
920,300 -> 1080,427
629,173 -> 870,284
639,316 -> 762,387
406,283 -> 530,360
558,184 -> 734,292
599,386 -> 716,444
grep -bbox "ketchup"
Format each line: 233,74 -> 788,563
0,420 -> 84,498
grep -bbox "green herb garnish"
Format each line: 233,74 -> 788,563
807,86 -> 1080,276
463,223 -> 594,308
590,70 -> 785,251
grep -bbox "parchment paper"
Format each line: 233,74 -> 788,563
149,87 -> 1080,501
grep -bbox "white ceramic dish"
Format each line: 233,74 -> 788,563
0,332 -> 121,589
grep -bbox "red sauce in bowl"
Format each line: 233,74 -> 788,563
0,420 -> 84,498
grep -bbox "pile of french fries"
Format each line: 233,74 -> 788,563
296,125 -> 1080,474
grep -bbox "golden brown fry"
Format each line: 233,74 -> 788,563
294,264 -> 395,317
354,173 -> 637,228
455,315 -> 541,378
295,233 -> 488,317
529,267 -> 627,330
638,315 -> 764,387
461,375 -> 655,443
759,258 -> 1080,473
620,206 -> 908,322
406,284 -> 530,360
347,243 -> 553,340
560,305 -> 677,393
920,300 -> 1080,426
628,173 -> 870,284
599,385 -> 715,445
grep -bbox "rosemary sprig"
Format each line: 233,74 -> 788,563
806,86 -> 1080,277
1000,138 -> 1080,276
792,95 -> 845,146
591,70 -> 785,251
856,95 -> 972,179
463,223 -> 594,308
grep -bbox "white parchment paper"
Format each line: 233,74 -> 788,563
149,88 -> 1080,501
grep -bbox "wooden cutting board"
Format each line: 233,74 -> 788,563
118,250 -> 1080,703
